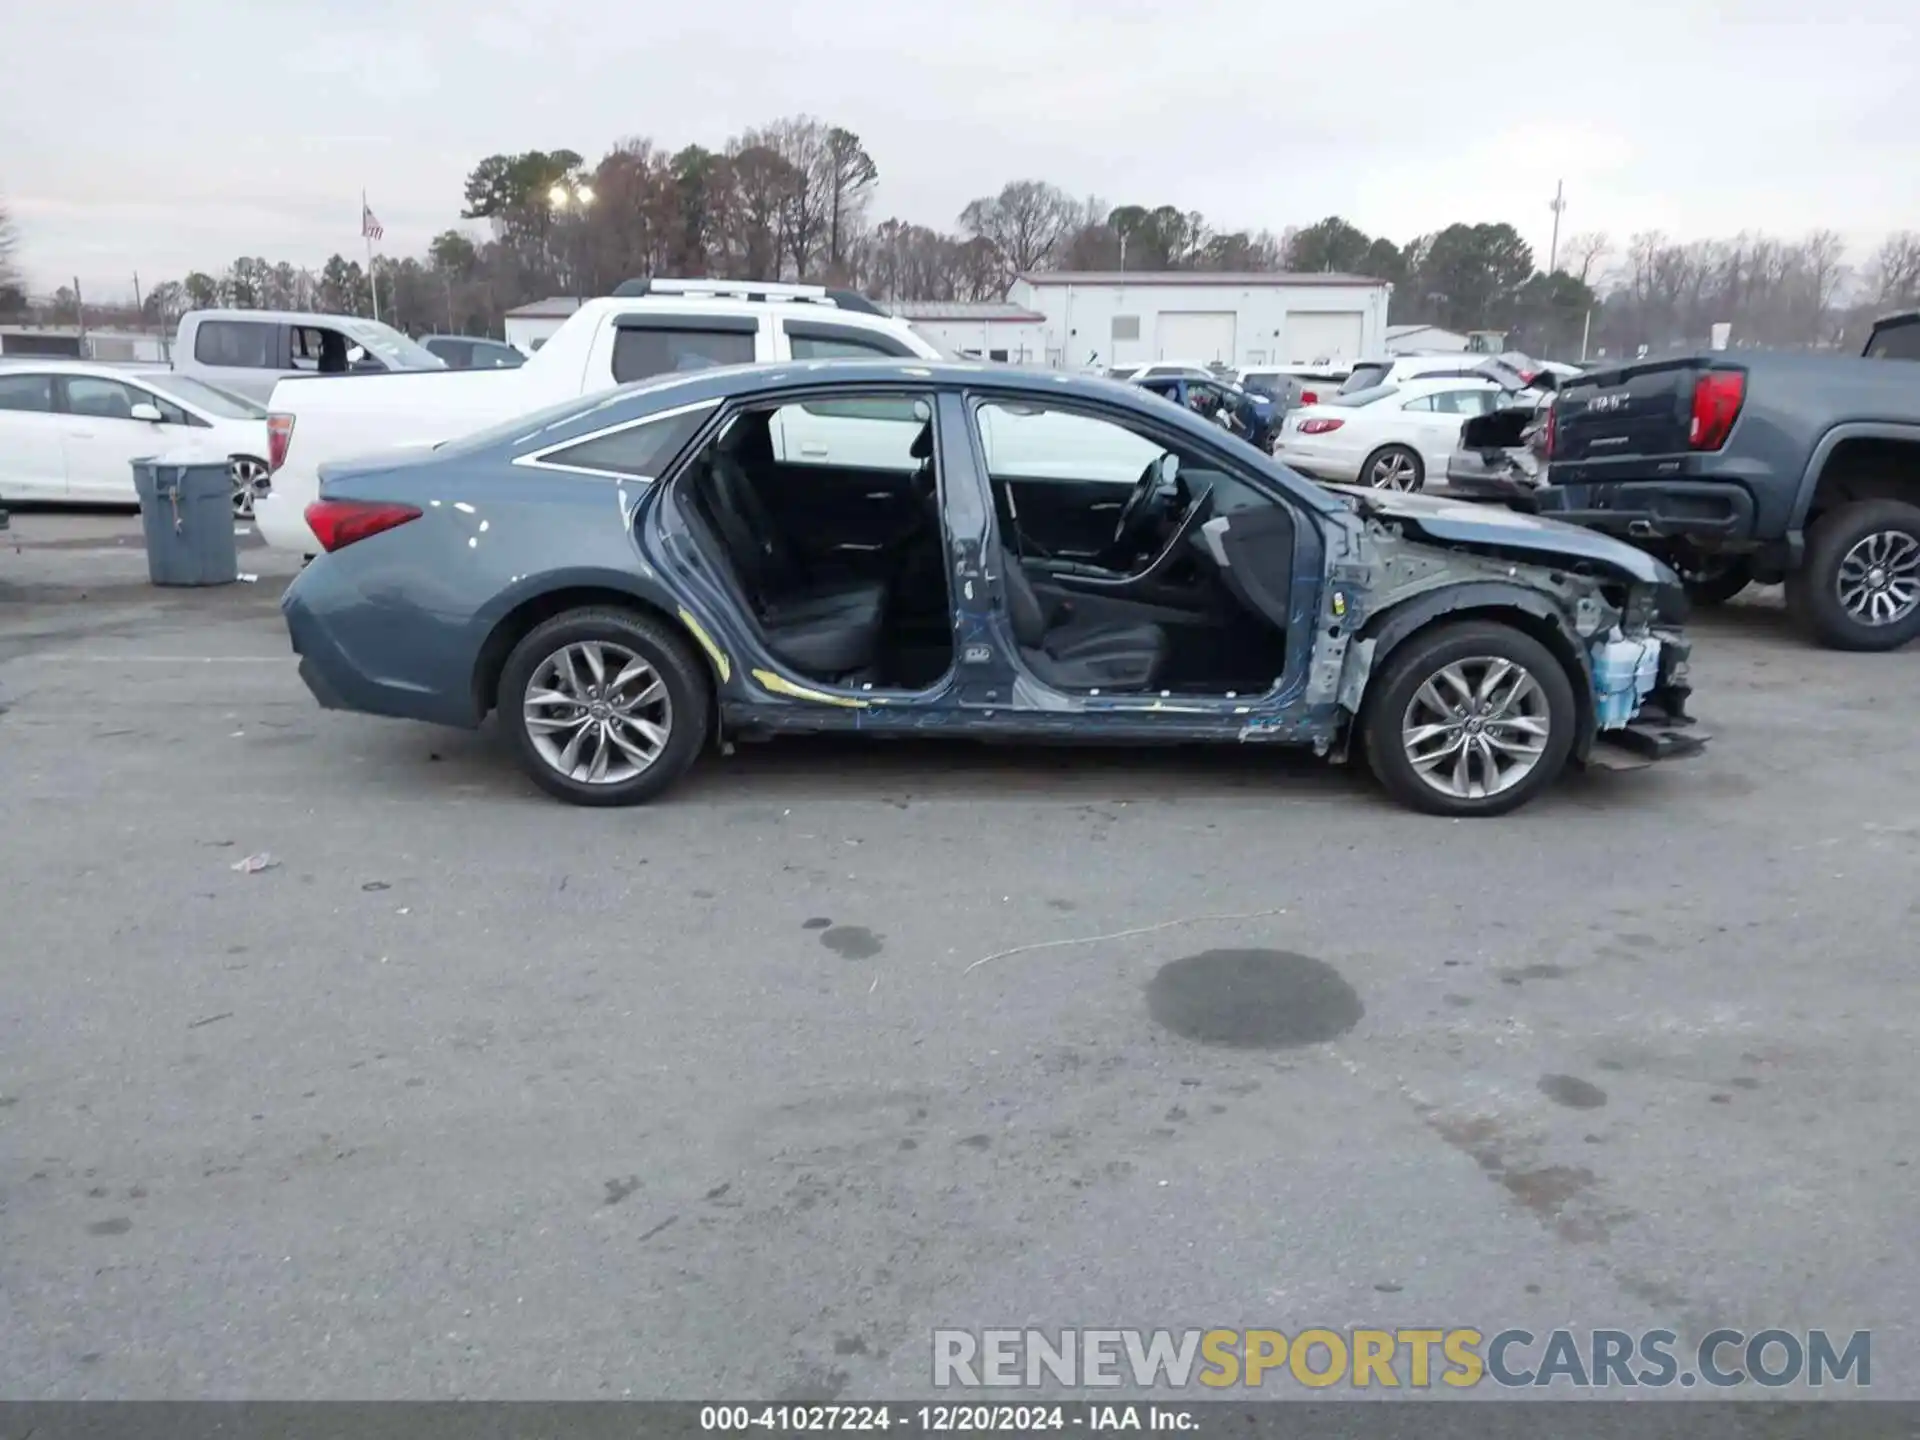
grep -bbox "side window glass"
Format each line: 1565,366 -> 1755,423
0,373 -> 55,412
535,407 -> 710,478
788,328 -> 913,360
65,377 -> 139,419
610,326 -> 756,383
774,396 -> 930,472
138,390 -> 194,425
973,401 -> 1168,485
1400,394 -> 1437,413
195,320 -> 276,368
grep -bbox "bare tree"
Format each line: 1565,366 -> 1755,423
1560,230 -> 1611,287
1869,231 -> 1920,309
723,140 -> 798,281
0,196 -> 21,307
756,116 -> 831,280
958,180 -> 1077,284
819,127 -> 878,280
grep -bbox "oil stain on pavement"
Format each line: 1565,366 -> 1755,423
1539,1074 -> 1609,1110
1146,949 -> 1362,1048
820,925 -> 883,960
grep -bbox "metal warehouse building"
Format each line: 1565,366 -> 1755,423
891,301 -> 1046,363
1006,271 -> 1390,372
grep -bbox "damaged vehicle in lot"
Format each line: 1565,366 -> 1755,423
281,362 -> 1705,818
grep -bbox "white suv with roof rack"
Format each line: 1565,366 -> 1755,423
254,278 -> 947,555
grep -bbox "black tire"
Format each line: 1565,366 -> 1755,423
1787,499 -> 1920,651
498,607 -> 710,806
1668,548 -> 1753,608
1361,620 -> 1577,818
1360,444 -> 1424,492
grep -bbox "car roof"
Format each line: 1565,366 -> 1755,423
0,357 -> 162,376
482,358 -> 1352,513
1389,375 -> 1500,395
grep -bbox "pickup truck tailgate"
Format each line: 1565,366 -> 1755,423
1552,357 -> 1707,465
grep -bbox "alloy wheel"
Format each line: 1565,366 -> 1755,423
1400,656 -> 1551,801
1835,529 -> 1920,627
229,457 -> 271,520
1368,451 -> 1420,491
522,641 -> 673,785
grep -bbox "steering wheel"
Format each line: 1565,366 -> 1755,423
1114,454 -> 1173,550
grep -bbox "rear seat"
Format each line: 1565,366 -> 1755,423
699,424 -> 886,678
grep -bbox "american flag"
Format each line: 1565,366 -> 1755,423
361,201 -> 384,242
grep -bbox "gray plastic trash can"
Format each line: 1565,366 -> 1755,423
132,456 -> 238,587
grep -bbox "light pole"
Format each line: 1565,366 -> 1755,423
548,180 -> 596,305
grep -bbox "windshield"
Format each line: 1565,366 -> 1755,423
1866,317 -> 1920,361
138,372 -> 268,419
1105,365 -> 1142,381
340,320 -> 447,371
1329,383 -> 1400,407
1338,362 -> 1391,394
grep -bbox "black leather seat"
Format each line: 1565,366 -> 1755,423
999,543 -> 1170,691
703,421 -> 886,677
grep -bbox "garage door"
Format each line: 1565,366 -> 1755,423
1155,311 -> 1237,364
1281,312 -> 1365,363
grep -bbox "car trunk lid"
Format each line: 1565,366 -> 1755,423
1550,357 -> 1740,465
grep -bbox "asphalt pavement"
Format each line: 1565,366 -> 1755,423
2,510 -> 1916,1401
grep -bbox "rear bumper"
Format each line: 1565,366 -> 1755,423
282,568 -> 479,729
1444,449 -> 1541,505
1533,477 -> 1757,544
255,488 -> 320,555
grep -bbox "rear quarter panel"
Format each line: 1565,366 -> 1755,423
289,454 -> 678,725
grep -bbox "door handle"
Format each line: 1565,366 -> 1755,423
865,491 -> 895,501
1088,501 -> 1122,511
799,443 -> 830,458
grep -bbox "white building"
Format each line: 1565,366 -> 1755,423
1006,271 -> 1390,372
1384,323 -> 1471,355
892,301 -> 1046,363
502,297 -> 583,352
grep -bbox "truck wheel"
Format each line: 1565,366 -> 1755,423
499,607 -> 710,806
1669,547 -> 1752,607
1788,500 -> 1920,651
1361,620 -> 1577,818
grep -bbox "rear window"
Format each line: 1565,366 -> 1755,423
194,320 -> 277,368
612,327 -> 756,383
1866,318 -> 1920,361
1338,363 -> 1391,394
1330,384 -> 1399,407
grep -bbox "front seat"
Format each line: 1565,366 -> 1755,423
705,420 -> 886,679
998,542 -> 1170,692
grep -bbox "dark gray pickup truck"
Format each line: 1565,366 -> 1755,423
1533,312 -> 1920,650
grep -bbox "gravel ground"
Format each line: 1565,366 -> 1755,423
2,509 -> 1916,1401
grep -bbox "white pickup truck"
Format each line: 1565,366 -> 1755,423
254,279 -> 947,555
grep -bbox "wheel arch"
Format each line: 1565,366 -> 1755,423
470,580 -> 728,722
1790,424 -> 1920,534
1350,583 -> 1598,760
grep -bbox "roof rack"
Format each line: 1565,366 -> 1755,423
609,277 -> 887,318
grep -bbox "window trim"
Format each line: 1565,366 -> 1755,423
511,398 -> 721,481
783,319 -> 917,359
55,373 -> 152,422
612,314 -> 759,335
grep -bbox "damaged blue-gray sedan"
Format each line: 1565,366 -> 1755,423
281,360 -> 1705,817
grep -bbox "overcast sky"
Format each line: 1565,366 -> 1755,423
4,0 -> 1913,298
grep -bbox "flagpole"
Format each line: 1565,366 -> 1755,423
363,189 -> 381,323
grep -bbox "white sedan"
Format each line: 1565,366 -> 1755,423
1270,376 -> 1506,491
0,360 -> 273,517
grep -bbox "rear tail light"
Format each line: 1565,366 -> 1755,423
1544,402 -> 1558,459
267,412 -> 295,473
1689,370 -> 1746,450
1298,417 -> 1345,435
1299,390 -> 1320,405
304,499 -> 421,553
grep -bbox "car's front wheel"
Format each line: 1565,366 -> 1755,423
1788,499 -> 1920,651
498,608 -> 710,806
1362,620 -> 1577,817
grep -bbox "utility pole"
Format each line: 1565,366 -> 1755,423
73,276 -> 86,342
1548,180 -> 1566,276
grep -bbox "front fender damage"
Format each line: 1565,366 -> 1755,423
1314,515 -> 1638,764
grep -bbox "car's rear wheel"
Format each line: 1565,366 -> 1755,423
1361,444 -> 1424,492
229,455 -> 270,520
1362,620 -> 1576,817
1788,499 -> 1920,651
499,608 -> 709,806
